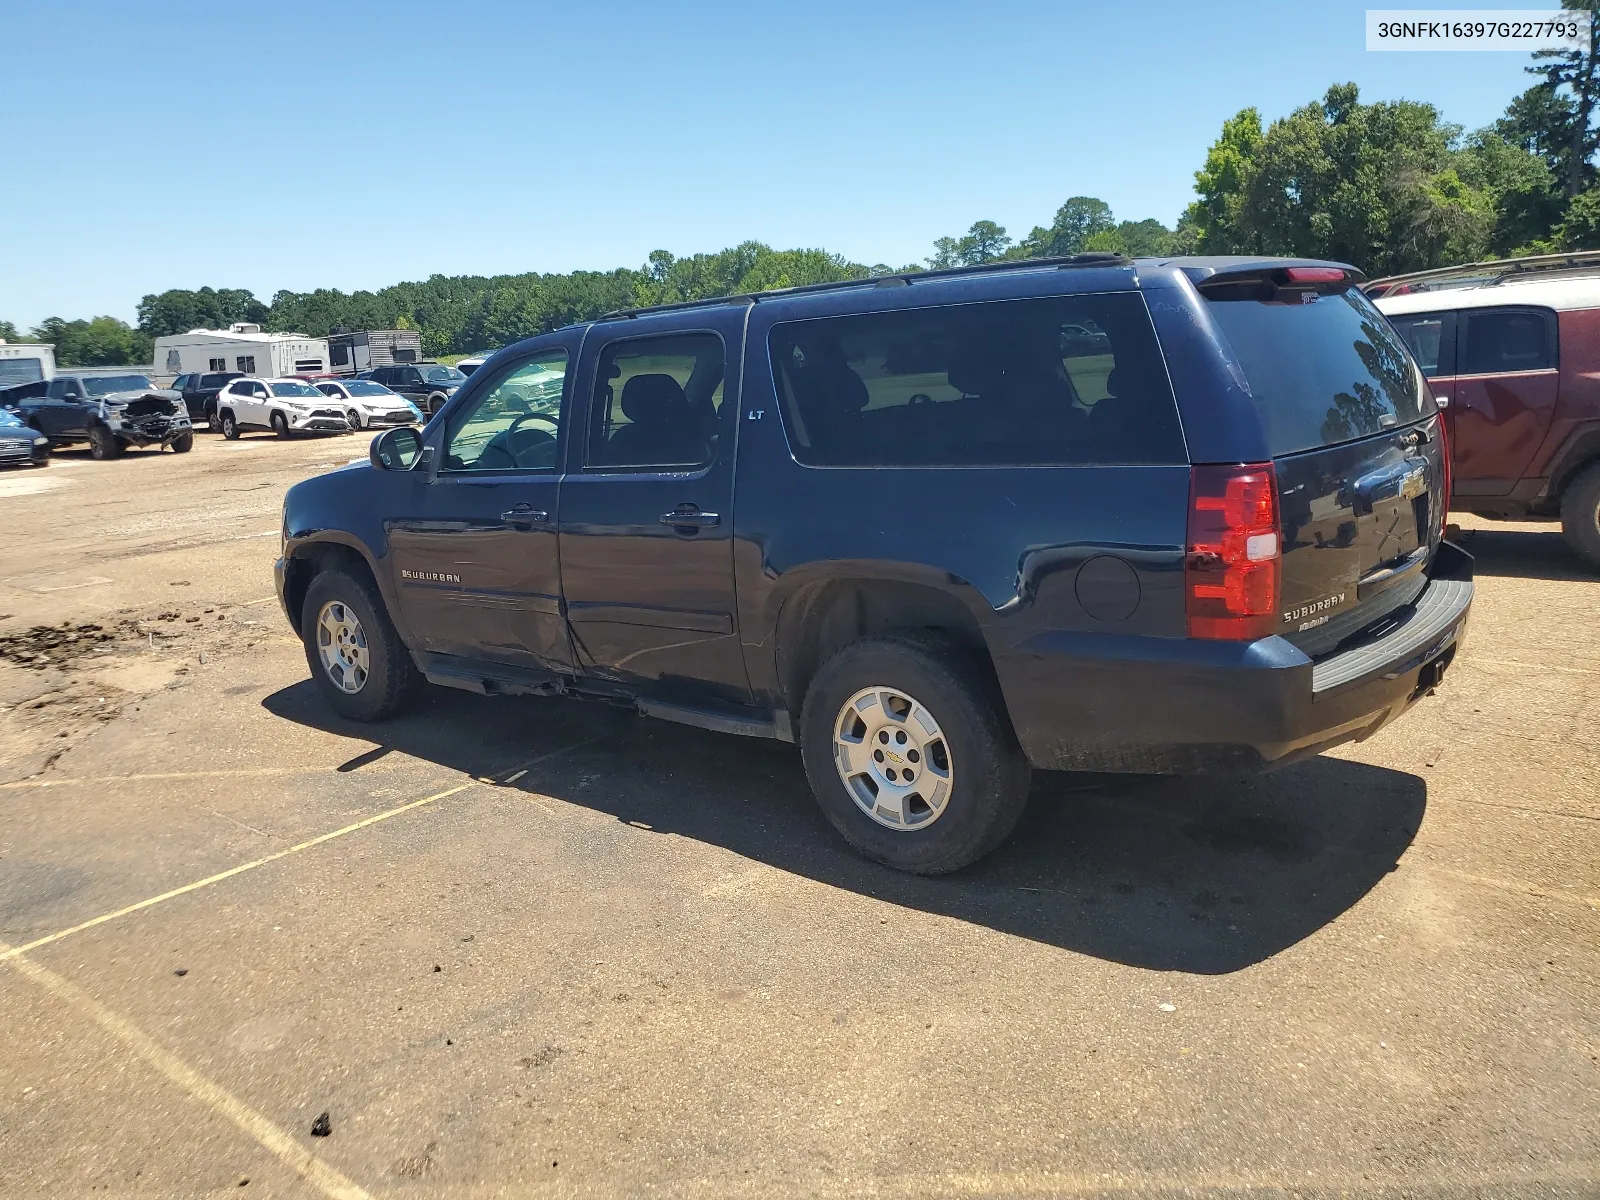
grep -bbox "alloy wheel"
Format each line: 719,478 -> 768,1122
315,600 -> 369,694
832,686 -> 954,830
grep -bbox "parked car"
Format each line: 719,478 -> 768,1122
312,379 -> 424,429
18,373 -> 191,460
0,408 -> 50,467
170,371 -> 243,430
359,363 -> 467,415
214,378 -> 353,439
1370,261 -> 1600,568
276,254 -> 1473,874
455,354 -> 491,376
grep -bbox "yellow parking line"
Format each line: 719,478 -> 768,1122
0,782 -> 476,962
3,943 -> 373,1200
3,765 -> 410,789
0,736 -> 596,961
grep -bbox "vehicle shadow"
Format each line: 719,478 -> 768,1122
264,682 -> 1425,975
1457,525 -> 1597,582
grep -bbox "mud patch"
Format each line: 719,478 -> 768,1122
0,623 -> 117,670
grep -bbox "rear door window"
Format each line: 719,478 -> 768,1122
768,292 -> 1184,467
1386,312 -> 1453,378
1459,307 -> 1556,375
1205,286 -> 1432,455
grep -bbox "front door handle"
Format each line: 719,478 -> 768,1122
500,504 -> 548,525
660,507 -> 720,529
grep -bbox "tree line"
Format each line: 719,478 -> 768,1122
11,3 -> 1600,366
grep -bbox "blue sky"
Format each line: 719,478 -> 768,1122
0,0 -> 1559,329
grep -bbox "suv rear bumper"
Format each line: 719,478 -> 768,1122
996,542 -> 1474,774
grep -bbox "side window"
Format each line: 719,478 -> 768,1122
46,379 -> 65,398
769,292 -> 1184,467
330,344 -> 349,367
1461,308 -> 1555,375
586,333 -> 724,469
442,351 -> 568,473
236,355 -> 256,373
1388,313 -> 1448,377
208,358 -> 227,372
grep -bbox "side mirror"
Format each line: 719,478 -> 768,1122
371,425 -> 424,471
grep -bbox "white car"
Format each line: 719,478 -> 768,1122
214,377 -> 353,439
313,379 -> 423,429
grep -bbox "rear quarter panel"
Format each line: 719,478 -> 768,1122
1532,306 -> 1600,488
733,283 -> 1192,719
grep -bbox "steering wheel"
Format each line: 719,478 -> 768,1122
504,413 -> 557,468
908,393 -> 934,405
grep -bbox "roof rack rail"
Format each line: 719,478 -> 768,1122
595,253 -> 1132,321
1364,249 -> 1600,296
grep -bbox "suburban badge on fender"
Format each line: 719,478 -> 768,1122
400,568 -> 462,584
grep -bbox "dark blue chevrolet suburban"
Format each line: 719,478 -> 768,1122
276,254 -> 1473,873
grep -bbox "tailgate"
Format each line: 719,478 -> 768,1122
1275,420 -> 1446,656
1201,273 -> 1444,656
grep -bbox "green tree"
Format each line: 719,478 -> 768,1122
136,287 -> 269,338
31,316 -> 151,366
1024,197 -> 1116,257
1525,0 -> 1600,196
0,320 -> 21,342
1556,184 -> 1600,245
1185,84 -> 1498,274
1456,130 -> 1562,253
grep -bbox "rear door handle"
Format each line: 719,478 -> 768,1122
500,504 -> 548,525
660,508 -> 720,529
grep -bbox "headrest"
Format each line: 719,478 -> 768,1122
947,344 -> 1004,397
620,374 -> 690,426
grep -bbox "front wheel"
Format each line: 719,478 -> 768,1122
170,431 -> 194,453
799,634 -> 1031,874
1560,462 -> 1600,570
220,409 -> 240,440
301,568 -> 422,721
346,408 -> 362,431
87,425 -> 123,460
270,411 -> 290,438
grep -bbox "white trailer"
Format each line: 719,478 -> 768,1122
0,340 -> 56,388
154,324 -> 330,378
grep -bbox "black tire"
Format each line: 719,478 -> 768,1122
170,431 -> 194,453
428,392 -> 448,415
206,403 -> 221,433
300,567 -> 422,722
270,411 -> 290,438
87,424 -> 123,460
799,634 -> 1031,875
346,408 -> 362,431
220,409 -> 240,440
1560,462 -> 1600,570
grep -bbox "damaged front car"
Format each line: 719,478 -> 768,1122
19,373 -> 193,460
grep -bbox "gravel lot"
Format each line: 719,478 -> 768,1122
0,433 -> 1595,1198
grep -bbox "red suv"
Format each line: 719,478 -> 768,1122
1371,258 -> 1600,568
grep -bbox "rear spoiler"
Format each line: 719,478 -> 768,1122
1190,263 -> 1366,301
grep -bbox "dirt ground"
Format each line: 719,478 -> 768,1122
0,432 -> 1595,1199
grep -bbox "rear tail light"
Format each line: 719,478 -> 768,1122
1283,266 -> 1348,284
1186,463 -> 1281,640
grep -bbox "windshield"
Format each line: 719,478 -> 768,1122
84,375 -> 153,395
423,366 -> 466,383
345,380 -> 397,397
1205,286 -> 1432,455
269,381 -> 322,398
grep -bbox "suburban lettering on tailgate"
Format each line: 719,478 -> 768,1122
1283,593 -> 1347,626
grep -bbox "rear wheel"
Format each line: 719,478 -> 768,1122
1560,462 -> 1600,570
799,634 -> 1031,874
206,403 -> 221,433
300,568 -> 421,721
220,409 -> 240,440
87,424 -> 122,460
270,411 -> 290,438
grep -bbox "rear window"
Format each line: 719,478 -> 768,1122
1206,287 -> 1431,456
769,293 -> 1185,467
